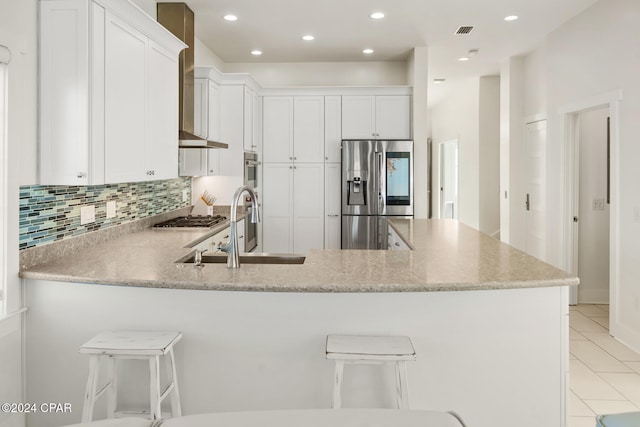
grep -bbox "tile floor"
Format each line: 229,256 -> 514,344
569,304 -> 640,427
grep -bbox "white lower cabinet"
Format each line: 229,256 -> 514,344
237,219 -> 246,253
263,163 -> 324,254
324,163 -> 341,249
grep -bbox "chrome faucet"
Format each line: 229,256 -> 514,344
218,185 -> 260,268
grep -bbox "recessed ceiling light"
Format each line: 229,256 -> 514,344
504,15 -> 518,21
370,12 -> 385,20
458,57 -> 469,61
362,48 -> 374,54
302,35 -> 315,41
434,79 -> 446,84
223,14 -> 238,22
251,50 -> 262,56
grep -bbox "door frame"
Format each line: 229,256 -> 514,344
561,90 -> 622,313
438,139 -> 458,219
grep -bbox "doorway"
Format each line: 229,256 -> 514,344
576,108 -> 611,304
438,139 -> 458,219
562,90 -> 621,314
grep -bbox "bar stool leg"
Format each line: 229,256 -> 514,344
332,360 -> 344,409
149,355 -> 162,420
81,355 -> 100,422
106,357 -> 117,418
395,361 -> 410,409
166,348 -> 182,417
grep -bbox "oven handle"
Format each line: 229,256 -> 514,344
245,160 -> 261,166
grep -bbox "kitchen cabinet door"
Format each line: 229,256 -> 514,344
293,96 -> 324,163
104,11 -> 148,183
179,149 -> 207,176
243,87 -> 255,152
262,163 -> 294,253
39,0 -> 93,185
341,96 -> 376,140
147,41 -> 179,180
218,84 -> 244,176
263,96 -> 294,163
324,96 -> 342,163
293,163 -> 324,254
194,79 -> 208,139
375,96 -> 411,140
324,163 -> 341,249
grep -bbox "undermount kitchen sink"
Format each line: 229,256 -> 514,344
184,254 -> 306,265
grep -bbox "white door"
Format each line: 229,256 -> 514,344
375,96 -> 411,140
524,120 -> 547,261
439,140 -> 458,219
324,96 -> 342,162
324,163 -> 341,249
294,96 -> 325,163
341,96 -> 375,139
263,96 -> 294,163
147,41 -> 178,180
104,12 -> 147,183
262,163 -> 293,253
293,163 -> 325,254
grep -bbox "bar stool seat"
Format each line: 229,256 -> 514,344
80,331 -> 182,422
326,335 -> 416,409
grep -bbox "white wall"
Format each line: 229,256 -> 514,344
194,38 -> 226,71
514,0 -> 640,350
578,107 -> 610,303
478,76 -> 501,237
0,0 -> 38,425
223,62 -> 407,87
429,78 -> 480,230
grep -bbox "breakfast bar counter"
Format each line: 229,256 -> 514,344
20,219 -> 577,292
21,218 -> 576,427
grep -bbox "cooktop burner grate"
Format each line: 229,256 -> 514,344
153,215 -> 227,228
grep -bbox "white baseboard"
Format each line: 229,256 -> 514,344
610,321 -> 640,355
577,289 -> 609,304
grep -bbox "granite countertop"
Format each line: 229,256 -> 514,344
20,218 -> 578,292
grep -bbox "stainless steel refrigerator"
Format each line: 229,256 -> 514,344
341,140 -> 414,249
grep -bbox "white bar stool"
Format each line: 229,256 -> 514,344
79,331 -> 182,422
326,335 -> 416,409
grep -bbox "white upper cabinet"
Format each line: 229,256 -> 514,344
39,0 -> 185,185
263,96 -> 294,163
324,96 -> 342,163
263,95 -> 325,163
218,84 -> 245,176
341,95 -> 411,140
293,96 -> 325,163
244,86 -> 256,152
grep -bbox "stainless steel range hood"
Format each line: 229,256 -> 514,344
157,3 -> 228,149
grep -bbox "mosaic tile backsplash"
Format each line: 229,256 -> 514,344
19,178 -> 191,250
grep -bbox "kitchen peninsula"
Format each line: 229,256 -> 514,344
21,218 -> 577,427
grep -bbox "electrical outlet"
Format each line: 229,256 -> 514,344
592,198 -> 605,210
182,190 -> 189,202
80,205 -> 95,225
106,201 -> 116,218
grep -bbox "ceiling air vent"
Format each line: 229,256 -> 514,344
455,26 -> 474,35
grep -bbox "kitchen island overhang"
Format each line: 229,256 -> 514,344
21,219 -> 577,427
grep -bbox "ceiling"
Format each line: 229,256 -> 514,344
166,0 -> 597,83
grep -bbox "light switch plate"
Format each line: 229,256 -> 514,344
80,205 -> 95,225
106,201 -> 116,218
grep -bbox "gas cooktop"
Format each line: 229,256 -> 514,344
153,215 -> 227,228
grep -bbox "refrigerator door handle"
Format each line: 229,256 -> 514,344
377,151 -> 384,213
